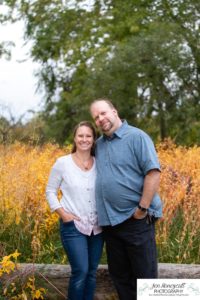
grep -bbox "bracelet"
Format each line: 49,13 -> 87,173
138,204 -> 148,212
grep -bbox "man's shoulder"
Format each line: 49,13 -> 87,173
96,135 -> 104,144
123,123 -> 149,139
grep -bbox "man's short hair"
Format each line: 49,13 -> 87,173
90,98 -> 117,110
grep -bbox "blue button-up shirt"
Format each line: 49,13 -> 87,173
95,120 -> 163,226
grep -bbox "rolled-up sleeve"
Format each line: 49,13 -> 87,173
136,133 -> 161,175
46,160 -> 63,212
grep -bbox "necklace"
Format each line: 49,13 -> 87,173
73,153 -> 93,171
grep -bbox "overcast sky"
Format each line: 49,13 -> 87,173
0,21 -> 43,120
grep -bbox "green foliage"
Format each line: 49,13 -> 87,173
0,113 -> 46,145
0,212 -> 35,262
157,209 -> 200,264
1,0 -> 200,145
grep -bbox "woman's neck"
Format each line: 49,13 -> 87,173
72,151 -> 93,171
74,150 -> 91,160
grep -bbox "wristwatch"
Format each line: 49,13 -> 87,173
138,204 -> 148,212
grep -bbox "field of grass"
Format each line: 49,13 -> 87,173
0,140 -> 200,265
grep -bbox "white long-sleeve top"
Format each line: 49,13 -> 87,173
46,154 -> 102,236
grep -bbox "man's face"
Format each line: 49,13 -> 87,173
90,101 -> 118,135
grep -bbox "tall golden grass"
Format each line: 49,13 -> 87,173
157,139 -> 200,263
0,140 -> 200,264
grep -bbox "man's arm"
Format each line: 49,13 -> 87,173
133,169 -> 160,219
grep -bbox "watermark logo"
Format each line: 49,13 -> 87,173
137,279 -> 200,299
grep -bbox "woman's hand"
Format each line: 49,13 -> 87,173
62,212 -> 80,223
55,208 -> 80,222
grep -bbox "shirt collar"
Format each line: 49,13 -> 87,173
103,120 -> 128,140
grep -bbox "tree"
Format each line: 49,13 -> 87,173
0,104 -> 46,144
0,3 -> 15,59
0,104 -> 22,144
2,0 -> 200,144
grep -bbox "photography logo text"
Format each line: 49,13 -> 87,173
137,279 -> 200,299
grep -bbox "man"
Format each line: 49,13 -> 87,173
90,99 -> 162,300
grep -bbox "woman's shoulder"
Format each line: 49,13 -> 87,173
54,154 -> 72,166
57,154 -> 71,161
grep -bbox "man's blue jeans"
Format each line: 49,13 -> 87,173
60,220 -> 104,300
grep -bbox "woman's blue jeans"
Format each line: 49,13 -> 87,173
60,220 -> 104,300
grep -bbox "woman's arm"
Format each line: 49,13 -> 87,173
55,207 -> 80,222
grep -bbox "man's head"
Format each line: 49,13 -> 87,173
90,99 -> 122,136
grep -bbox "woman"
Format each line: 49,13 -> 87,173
46,121 -> 104,300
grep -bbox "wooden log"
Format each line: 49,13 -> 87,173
158,263 -> 200,278
19,263 -> 200,279
17,263 -> 200,300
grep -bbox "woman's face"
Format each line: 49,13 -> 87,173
74,125 -> 94,152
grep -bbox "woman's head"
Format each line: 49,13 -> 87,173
71,121 -> 97,155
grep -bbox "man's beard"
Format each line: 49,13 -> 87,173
101,120 -> 113,133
